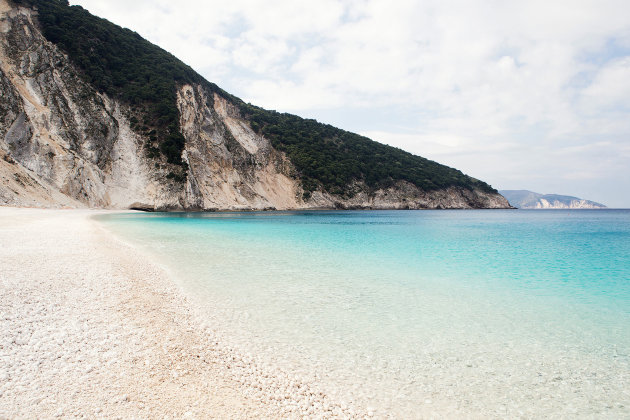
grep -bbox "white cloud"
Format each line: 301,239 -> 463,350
580,57 -> 630,112
70,0 -> 630,207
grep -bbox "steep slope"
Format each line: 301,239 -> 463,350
0,0 -> 510,210
499,190 -> 606,209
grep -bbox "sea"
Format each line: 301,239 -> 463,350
97,209 -> 630,417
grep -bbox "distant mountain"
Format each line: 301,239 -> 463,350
499,190 -> 606,209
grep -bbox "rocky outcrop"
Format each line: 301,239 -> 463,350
176,85 -> 303,210
0,1 -> 510,210
499,190 -> 606,209
0,2 -> 162,208
533,198 -> 605,209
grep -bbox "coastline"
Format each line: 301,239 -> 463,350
0,207 -> 358,418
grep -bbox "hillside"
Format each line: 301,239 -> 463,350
0,0 -> 510,210
499,190 -> 606,209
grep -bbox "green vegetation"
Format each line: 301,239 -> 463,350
235,103 -> 496,195
13,0 -> 496,195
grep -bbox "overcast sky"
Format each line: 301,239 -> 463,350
70,0 -> 630,207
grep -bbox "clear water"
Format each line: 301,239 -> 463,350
97,210 -> 630,417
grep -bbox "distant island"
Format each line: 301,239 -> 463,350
499,190 -> 606,209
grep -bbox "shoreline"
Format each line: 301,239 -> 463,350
0,207 -> 360,418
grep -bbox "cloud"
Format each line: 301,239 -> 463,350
580,57 -> 630,112
70,0 -> 630,206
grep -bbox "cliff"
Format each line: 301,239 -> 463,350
0,0 -> 510,210
499,190 -> 606,209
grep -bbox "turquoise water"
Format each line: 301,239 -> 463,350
98,210 -> 630,417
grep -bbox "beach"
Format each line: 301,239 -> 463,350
0,207 -> 354,418
2,207 -> 629,418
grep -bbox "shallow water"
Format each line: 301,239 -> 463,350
98,209 -> 630,417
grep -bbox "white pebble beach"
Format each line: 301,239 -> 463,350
0,207 -> 361,419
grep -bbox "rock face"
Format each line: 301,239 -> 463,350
499,190 -> 606,209
0,1 -> 510,210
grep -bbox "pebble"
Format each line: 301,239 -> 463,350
0,208 -> 367,419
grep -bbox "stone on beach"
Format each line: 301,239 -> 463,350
0,207 -> 362,418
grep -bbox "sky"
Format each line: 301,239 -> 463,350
70,0 -> 630,207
